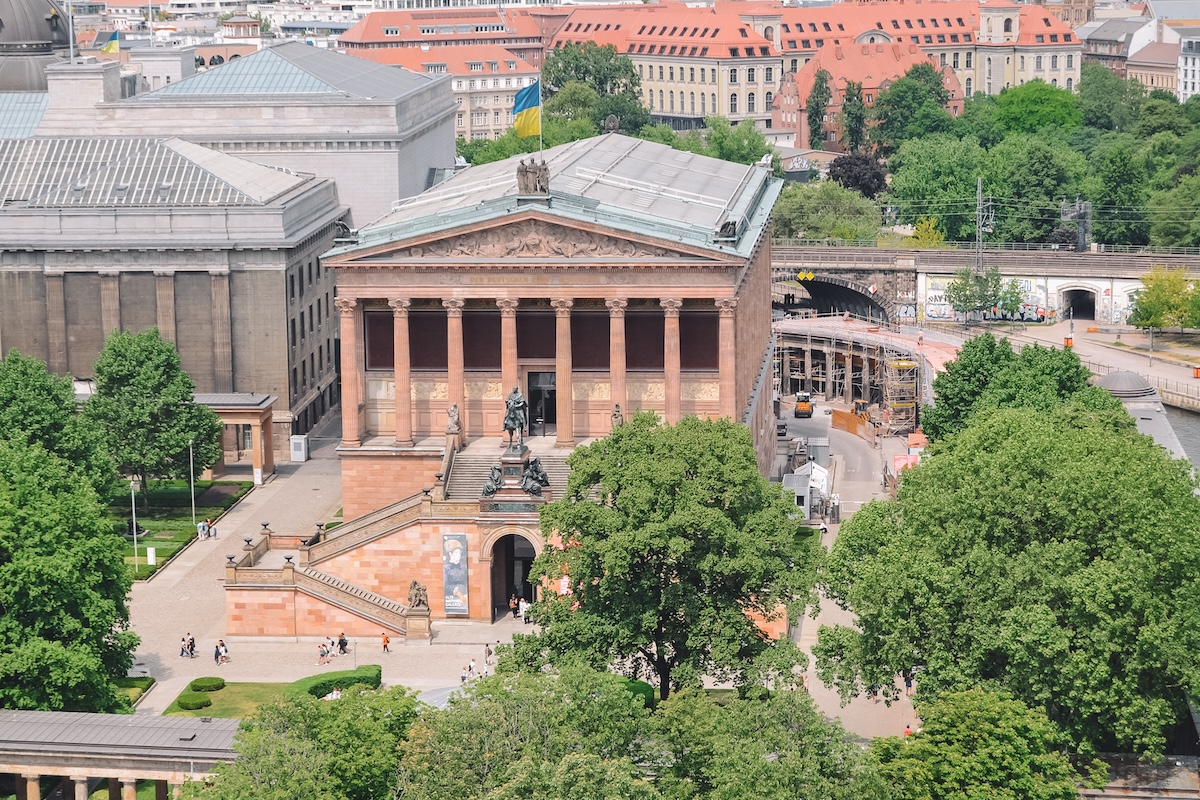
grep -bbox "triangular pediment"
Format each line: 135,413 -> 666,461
335,216 -> 739,265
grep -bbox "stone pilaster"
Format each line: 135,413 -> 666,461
154,270 -> 176,343
388,298 -> 413,446
443,299 -> 465,439
99,268 -> 121,334
661,298 -> 682,423
335,297 -> 362,447
44,271 -> 68,374
552,298 -> 574,447
210,270 -> 233,392
606,298 -> 627,416
497,298 -> 519,400
716,298 -> 737,419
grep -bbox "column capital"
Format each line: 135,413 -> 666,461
715,298 -> 738,316
442,298 -> 465,317
660,297 -> 683,316
97,268 -> 121,278
334,297 -> 359,316
605,297 -> 628,316
153,269 -> 175,278
551,298 -> 574,316
387,297 -> 412,315
496,298 -> 520,316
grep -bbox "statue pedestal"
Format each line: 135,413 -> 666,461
405,608 -> 431,643
480,444 -> 545,513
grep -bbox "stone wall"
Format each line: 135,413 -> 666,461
340,450 -> 445,519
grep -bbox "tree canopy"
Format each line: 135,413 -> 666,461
513,413 -> 819,700
85,329 -> 223,501
773,180 -> 882,241
807,69 -> 832,151
543,41 -> 640,98
816,394 -> 1200,758
993,80 -> 1082,135
1128,265 -> 1192,330
870,63 -> 953,156
828,153 -> 886,199
0,439 -> 136,712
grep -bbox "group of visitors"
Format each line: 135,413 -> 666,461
196,517 -> 218,540
213,640 -> 230,665
316,633 -> 350,665
459,657 -> 489,684
178,633 -> 196,658
507,594 -> 532,623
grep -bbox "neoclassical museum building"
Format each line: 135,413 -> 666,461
224,134 -> 784,633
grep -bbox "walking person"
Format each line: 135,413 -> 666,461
483,642 -> 492,666
317,643 -> 329,666
218,640 -> 230,663
196,519 -> 209,540
509,594 -> 518,619
469,658 -> 477,679
213,644 -> 222,666
338,633 -> 348,655
460,665 -> 469,684
187,634 -> 196,658
202,518 -> 213,540
209,519 -> 218,539
382,632 -> 391,653
180,636 -> 189,657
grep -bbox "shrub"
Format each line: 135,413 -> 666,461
189,677 -> 226,693
621,678 -> 657,709
176,692 -> 213,711
284,664 -> 383,701
114,676 -> 156,706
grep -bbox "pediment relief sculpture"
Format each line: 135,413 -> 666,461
392,222 -> 678,260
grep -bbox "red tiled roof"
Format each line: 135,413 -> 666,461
775,0 -> 979,50
788,40 -> 951,103
346,43 -> 538,74
339,8 -> 544,46
553,3 -> 780,59
1012,4 -> 1076,46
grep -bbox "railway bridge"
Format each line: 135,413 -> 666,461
771,243 -> 1200,324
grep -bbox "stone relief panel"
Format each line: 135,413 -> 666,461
394,221 -> 678,260
465,381 -> 504,400
572,380 -> 611,401
682,381 -> 720,401
366,378 -> 396,401
412,380 -> 449,401
628,380 -> 666,403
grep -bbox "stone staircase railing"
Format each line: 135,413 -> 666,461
303,494 -> 424,566
294,566 -> 409,634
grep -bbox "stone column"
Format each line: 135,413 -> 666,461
497,298 -> 519,398
249,420 -> 265,485
388,298 -> 414,446
44,270 -> 68,374
168,780 -> 185,799
606,298 -> 627,415
18,774 -> 39,800
552,298 -> 574,446
121,779 -> 137,800
443,299 -> 465,439
335,297 -> 362,447
716,298 -> 737,419
72,777 -> 90,800
210,270 -> 233,392
99,268 -> 121,334
154,270 -> 176,343
802,348 -> 813,394
262,413 -> 275,474
861,356 -> 871,403
661,298 -> 682,423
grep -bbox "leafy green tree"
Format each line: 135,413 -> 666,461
651,689 -> 889,800
1183,94 -> 1200,126
816,399 -> 1200,758
908,217 -> 947,248
873,689 -> 1089,800
1136,98 -> 1193,139
457,117 -> 600,164
806,69 -> 832,150
944,267 -> 1002,321
1129,265 -> 1191,330
954,94 -> 1005,148
1076,63 -> 1144,131
841,80 -> 867,154
703,116 -> 775,165
985,136 -> 1085,242
543,41 -> 640,97
772,180 -> 882,241
1150,175 -> 1200,248
993,80 -> 1082,135
0,439 -> 137,712
1090,139 -> 1150,245
197,686 -> 419,800
514,413 -> 818,700
871,63 -> 953,156
545,80 -> 600,121
887,135 -> 984,240
85,329 -> 223,502
997,278 -> 1025,320
828,152 -> 886,199
0,351 -> 116,497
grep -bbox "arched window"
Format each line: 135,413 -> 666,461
1003,17 -> 1012,33
765,90 -> 774,108
648,90 -> 654,109
669,91 -> 675,111
730,93 -> 738,114
747,92 -> 756,113
711,93 -> 717,111
1035,55 -> 1043,70
1066,77 -> 1073,91
763,25 -> 774,39
1051,78 -> 1058,86
690,92 -> 695,113
965,77 -> 972,96
208,55 -> 224,66
195,56 -> 205,69
701,93 -> 706,114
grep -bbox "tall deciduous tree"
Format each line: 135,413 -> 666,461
888,135 -> 984,240
985,136 -> 1085,243
944,267 -> 1002,322
816,400 -> 1200,758
0,351 -> 116,497
85,329 -> 223,501
993,80 -> 1082,135
807,69 -> 832,150
870,63 -> 953,156
543,41 -> 640,98
1129,265 -> 1191,330
0,439 -> 137,712
1091,139 -> 1150,245
828,153 -> 886,199
772,180 -> 882,241
841,80 -> 867,154
515,413 -> 819,700
1076,63 -> 1144,132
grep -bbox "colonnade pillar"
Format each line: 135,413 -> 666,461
71,776 -> 90,800
661,298 -> 682,423
335,297 -> 362,447
99,268 -> 121,334
444,299 -> 465,438
552,299 -> 573,446
824,349 -> 836,401
18,774 -> 39,800
802,348 -> 813,394
210,270 -> 233,392
122,778 -> 137,800
388,298 -> 413,447
843,345 -> 854,404
606,298 -> 627,416
497,298 -> 519,401
44,270 -> 68,374
716,298 -> 737,419
154,270 -> 176,343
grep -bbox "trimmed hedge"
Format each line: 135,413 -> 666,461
189,677 -> 226,693
284,664 -> 382,701
114,676 -> 156,706
621,678 -> 657,709
176,692 -> 213,711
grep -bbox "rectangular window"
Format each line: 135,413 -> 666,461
953,52 -> 960,68
747,67 -> 755,82
300,311 -> 306,340
765,67 -> 773,82
690,67 -> 695,81
730,68 -> 738,82
966,52 -> 973,67
659,65 -> 664,80
308,305 -> 314,332
1067,54 -> 1073,68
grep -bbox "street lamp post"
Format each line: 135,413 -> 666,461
130,480 -> 140,576
188,439 -> 196,526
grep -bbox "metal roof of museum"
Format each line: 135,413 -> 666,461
0,92 -> 48,136
132,40 -> 437,101
340,133 -> 782,258
0,137 -> 309,207
0,709 -> 239,760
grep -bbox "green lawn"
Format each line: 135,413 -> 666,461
163,681 -> 288,718
108,480 -> 253,579
114,675 -> 156,706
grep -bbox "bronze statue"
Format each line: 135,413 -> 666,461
446,403 -> 461,435
519,457 -> 550,496
407,580 -> 429,609
517,159 -> 535,194
482,464 -> 503,497
534,160 -> 550,194
611,403 -> 624,430
502,386 -> 528,447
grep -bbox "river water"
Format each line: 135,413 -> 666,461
1164,406 -> 1200,465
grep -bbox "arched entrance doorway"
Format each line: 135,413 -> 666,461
1062,288 -> 1097,320
489,533 -> 539,622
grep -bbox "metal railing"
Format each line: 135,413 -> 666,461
772,238 -> 1200,256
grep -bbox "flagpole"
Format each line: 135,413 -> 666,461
67,0 -> 75,65
538,72 -> 543,156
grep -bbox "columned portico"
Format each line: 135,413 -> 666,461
716,298 -> 737,419
336,297 -> 362,447
606,298 -> 628,415
443,298 -> 466,437
498,298 -> 519,408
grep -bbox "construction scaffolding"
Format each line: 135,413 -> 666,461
884,359 -> 920,435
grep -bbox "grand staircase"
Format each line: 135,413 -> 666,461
294,566 -> 410,634
444,450 -> 571,501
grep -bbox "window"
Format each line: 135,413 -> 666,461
1003,18 -> 1012,33
690,92 -> 695,113
730,68 -> 738,82
657,65 -> 663,80
1067,54 -> 1073,68
638,64 -> 643,78
965,77 -> 972,96
966,52 -> 973,68
917,18 -> 926,27
300,312 -> 306,340
494,111 -> 500,124
690,67 -> 695,81
701,67 -> 706,82
659,90 -> 664,108
747,67 -> 756,82
730,47 -> 740,57
765,90 -> 773,107
790,58 -> 798,71
701,92 -> 706,113
765,67 -> 773,82
1035,34 -> 1044,43
865,93 -> 872,102
1019,55 -> 1025,70
1035,55 -> 1043,70
940,53 -> 947,66
1050,33 -> 1058,42
290,319 -> 296,348
748,92 -> 756,112
669,91 -> 675,111
937,34 -> 945,43
308,305 -> 314,333
953,52 -> 960,68
1051,55 -> 1058,68
712,92 -> 717,111
730,93 -> 738,113
1052,78 -> 1058,86
648,90 -> 654,109
289,274 -> 295,301
1066,77 -> 1073,90
669,66 -> 675,80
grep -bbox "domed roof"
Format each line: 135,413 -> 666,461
1097,370 -> 1156,398
0,0 -> 71,91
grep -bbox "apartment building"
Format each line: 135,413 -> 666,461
1127,40 -> 1181,90
1177,33 -> 1200,99
347,43 -> 539,139
1076,16 -> 1178,77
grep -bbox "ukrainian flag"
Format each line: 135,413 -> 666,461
513,80 -> 541,138
100,32 -> 119,54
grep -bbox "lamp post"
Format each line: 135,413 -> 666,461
188,438 -> 196,526
130,480 -> 140,576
